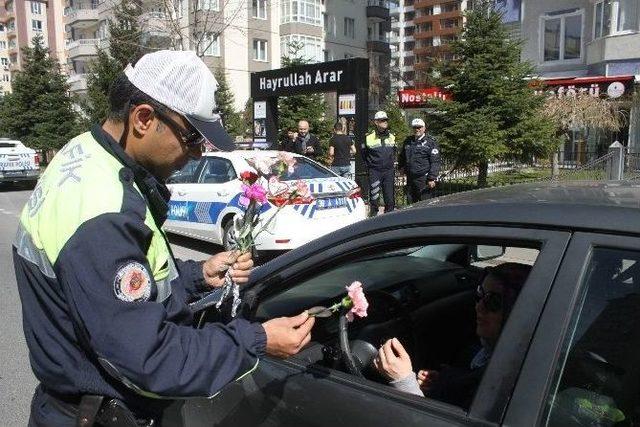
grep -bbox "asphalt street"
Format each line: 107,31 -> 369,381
0,184 -> 212,426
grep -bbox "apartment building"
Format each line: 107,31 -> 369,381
65,0 -> 391,113
520,0 -> 640,154
0,0 -> 65,95
390,0 -> 468,90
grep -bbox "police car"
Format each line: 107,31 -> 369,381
0,138 -> 40,185
164,151 -> 367,256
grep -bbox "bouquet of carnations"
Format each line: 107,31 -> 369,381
217,152 -> 313,316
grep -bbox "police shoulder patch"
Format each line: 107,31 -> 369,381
431,148 -> 439,155
113,262 -> 151,302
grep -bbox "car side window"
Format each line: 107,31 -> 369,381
167,159 -> 201,184
200,157 -> 236,184
256,241 -> 539,411
545,248 -> 640,427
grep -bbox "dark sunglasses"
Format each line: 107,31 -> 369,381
154,110 -> 205,148
475,284 -> 503,313
412,126 -> 424,129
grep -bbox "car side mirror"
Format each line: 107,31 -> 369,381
472,245 -> 505,262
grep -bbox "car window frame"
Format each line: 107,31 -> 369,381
504,232 -> 640,426
198,156 -> 237,184
245,225 -> 571,423
167,158 -> 205,184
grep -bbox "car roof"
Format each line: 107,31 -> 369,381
390,180 -> 640,236
202,150 -> 304,160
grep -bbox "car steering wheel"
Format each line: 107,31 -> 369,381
338,290 -> 408,377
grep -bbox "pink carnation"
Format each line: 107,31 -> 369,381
242,183 -> 268,204
277,152 -> 297,174
345,281 -> 368,322
295,180 -> 311,200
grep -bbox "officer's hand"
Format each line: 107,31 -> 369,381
262,311 -> 315,358
202,251 -> 254,288
427,180 -> 436,189
306,146 -> 314,153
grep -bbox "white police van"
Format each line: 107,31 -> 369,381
163,151 -> 367,257
0,138 -> 40,185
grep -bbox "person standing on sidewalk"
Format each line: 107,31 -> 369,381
294,120 -> 322,161
398,118 -> 441,203
329,122 -> 355,177
363,111 -> 397,216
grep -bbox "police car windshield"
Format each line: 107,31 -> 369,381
264,157 -> 333,181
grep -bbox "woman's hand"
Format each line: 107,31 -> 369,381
373,338 -> 413,381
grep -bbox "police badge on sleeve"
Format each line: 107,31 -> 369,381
113,262 -> 152,302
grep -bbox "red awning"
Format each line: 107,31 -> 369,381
540,75 -> 635,86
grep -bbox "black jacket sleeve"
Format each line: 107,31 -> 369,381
427,139 -> 441,181
311,134 -> 323,159
54,211 -> 267,398
173,259 -> 209,301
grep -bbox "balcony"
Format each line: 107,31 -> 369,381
367,0 -> 390,21
415,0 -> 459,7
8,45 -> 18,55
9,62 -> 20,72
67,73 -> 88,93
64,5 -> 99,28
66,39 -> 99,58
367,36 -> 391,54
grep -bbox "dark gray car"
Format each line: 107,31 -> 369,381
176,181 -> 640,427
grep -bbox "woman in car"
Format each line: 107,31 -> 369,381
373,262 -> 531,409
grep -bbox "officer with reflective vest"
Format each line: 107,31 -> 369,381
363,111 -> 397,216
13,50 -> 314,426
398,118 -> 441,203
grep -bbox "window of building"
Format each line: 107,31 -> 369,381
324,13 -> 336,37
201,33 -> 220,56
32,19 -> 43,32
1,58 -> 8,66
281,34 -> 322,62
2,74 -> 9,82
8,20 -> 16,31
0,42 -> 6,50
594,0 -> 638,37
197,0 -> 218,11
323,49 -> 333,62
544,247 -> 640,426
253,39 -> 268,61
175,0 -> 184,19
252,0 -> 267,19
541,10 -> 583,62
31,1 -> 42,14
344,17 -> 355,38
280,0 -> 321,26
5,1 -> 13,12
0,24 -> 4,32
442,3 -> 458,13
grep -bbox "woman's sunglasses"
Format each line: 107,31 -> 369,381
475,284 -> 503,313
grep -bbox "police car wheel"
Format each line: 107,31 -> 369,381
222,220 -> 237,252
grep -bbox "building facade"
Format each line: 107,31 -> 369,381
390,0 -> 468,90
520,0 -> 640,154
0,0 -> 65,95
64,0 -> 391,115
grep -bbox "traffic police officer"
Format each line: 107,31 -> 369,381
363,111 -> 397,216
13,50 -> 314,426
398,118 -> 441,203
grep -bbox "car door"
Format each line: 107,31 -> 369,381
505,232 -> 640,426
165,158 -> 204,237
180,225 -> 570,427
185,156 -> 240,243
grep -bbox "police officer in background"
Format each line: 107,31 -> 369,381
398,118 -> 441,203
363,111 -> 397,216
13,50 -> 314,427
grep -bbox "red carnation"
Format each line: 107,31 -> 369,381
240,171 -> 259,184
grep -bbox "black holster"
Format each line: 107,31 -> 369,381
77,396 -> 154,427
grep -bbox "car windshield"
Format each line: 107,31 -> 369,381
261,157 -> 334,181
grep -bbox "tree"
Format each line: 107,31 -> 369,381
0,35 -> 82,156
214,69 -> 245,138
278,42 -> 332,159
83,0 -> 146,124
543,94 -> 624,176
426,0 -> 557,186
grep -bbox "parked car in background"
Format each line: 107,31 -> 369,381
164,151 -> 367,259
0,138 -> 40,186
170,181 -> 640,427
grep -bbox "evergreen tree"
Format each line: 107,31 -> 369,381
214,69 -> 246,138
0,35 -> 82,155
278,42 -> 332,160
426,0 -> 556,186
83,0 -> 144,124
